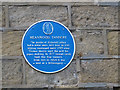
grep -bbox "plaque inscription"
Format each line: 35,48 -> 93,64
22,20 -> 75,73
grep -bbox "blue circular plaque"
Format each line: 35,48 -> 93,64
22,20 -> 75,73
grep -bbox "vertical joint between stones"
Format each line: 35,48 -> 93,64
22,57 -> 26,85
103,29 -> 108,55
5,3 -> 9,28
67,4 -> 72,28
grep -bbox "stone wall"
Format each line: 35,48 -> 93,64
0,2 -> 120,89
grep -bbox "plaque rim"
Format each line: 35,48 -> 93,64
22,20 -> 76,73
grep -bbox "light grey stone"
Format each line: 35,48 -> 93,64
0,6 -> 5,27
80,59 -> 118,83
1,4 -> 119,88
72,30 -> 104,56
0,6 -> 2,27
0,60 -> 2,87
2,58 -> 23,85
72,6 -> 118,27
9,6 -> 68,27
25,60 -> 77,87
0,32 -> 2,56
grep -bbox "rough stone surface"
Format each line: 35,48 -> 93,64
0,6 -> 5,27
1,4 -> 120,88
108,31 -> 119,55
0,32 -> 2,56
2,58 -> 23,85
0,0 -> 95,2
0,6 -> 2,27
2,31 -> 24,56
118,60 -> 120,83
2,30 -> 104,56
72,30 -> 104,56
25,60 -> 77,86
9,6 -> 68,27
118,32 -> 120,55
0,60 -> 2,86
72,6 -> 118,28
80,59 -> 118,83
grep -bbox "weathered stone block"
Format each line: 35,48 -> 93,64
2,58 -> 23,85
72,6 -> 118,27
80,59 -> 118,83
0,32 -> 2,56
25,60 -> 77,87
118,32 -> 120,55
2,31 -> 24,56
0,60 -> 2,86
0,6 -> 5,27
108,31 -> 119,55
118,60 -> 120,84
0,6 -> 2,27
9,6 -> 68,27
72,30 -> 104,56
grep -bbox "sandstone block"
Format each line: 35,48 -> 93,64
72,30 -> 104,56
108,31 -> 119,55
80,59 -> 118,83
9,6 -> 68,27
2,58 -> 23,85
72,6 -> 118,28
25,60 -> 77,87
2,31 -> 24,56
